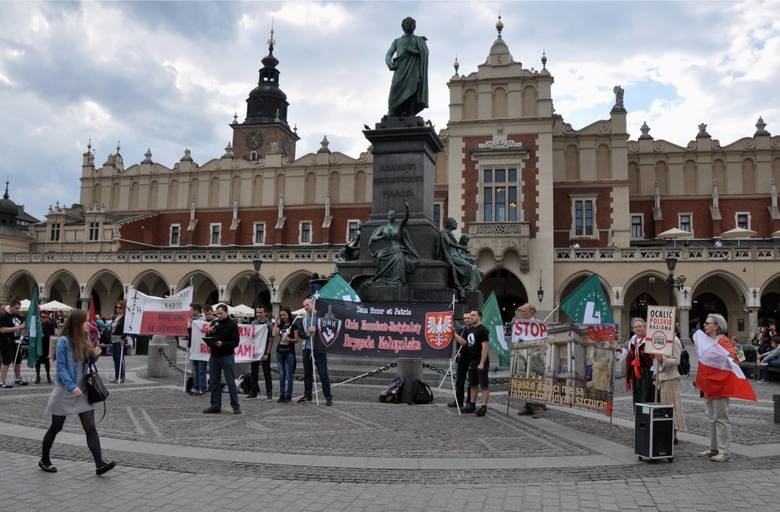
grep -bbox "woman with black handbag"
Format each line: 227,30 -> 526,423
39,309 -> 116,476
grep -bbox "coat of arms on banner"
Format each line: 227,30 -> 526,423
425,311 -> 453,350
317,305 -> 342,348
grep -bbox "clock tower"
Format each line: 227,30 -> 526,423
233,28 -> 299,161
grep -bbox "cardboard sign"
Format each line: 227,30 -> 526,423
644,305 -> 675,356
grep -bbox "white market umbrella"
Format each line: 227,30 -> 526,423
39,300 -> 74,312
19,299 -> 31,312
228,304 -> 255,317
720,227 -> 757,247
657,227 -> 692,247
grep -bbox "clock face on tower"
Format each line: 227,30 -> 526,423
282,136 -> 292,156
246,130 -> 263,149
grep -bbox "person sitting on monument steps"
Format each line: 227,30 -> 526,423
298,298 -> 333,406
202,304 -> 241,415
438,217 -> 483,298
454,310 -> 491,416
385,17 -> 428,116
369,202 -> 419,285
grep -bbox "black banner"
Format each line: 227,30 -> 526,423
313,298 -> 453,358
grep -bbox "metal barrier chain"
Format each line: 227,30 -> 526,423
158,347 -> 187,375
422,363 -> 448,376
266,361 -> 398,384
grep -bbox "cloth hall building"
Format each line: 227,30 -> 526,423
1,25 -> 779,344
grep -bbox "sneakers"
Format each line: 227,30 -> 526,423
34,377 -> 41,384
326,399 -> 333,406
461,403 -> 476,413
475,405 -> 487,417
232,407 -> 241,415
202,407 -> 221,414
0,382 -> 12,389
698,449 -> 718,457
286,395 -> 292,402
38,459 -> 57,473
14,378 -> 28,386
266,394 -> 273,401
277,396 -> 286,403
710,453 -> 730,462
297,396 -> 312,403
96,461 -> 116,476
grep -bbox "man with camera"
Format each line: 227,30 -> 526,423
202,304 -> 241,414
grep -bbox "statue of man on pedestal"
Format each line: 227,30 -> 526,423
385,17 -> 429,116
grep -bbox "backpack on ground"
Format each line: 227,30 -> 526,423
411,379 -> 434,404
379,377 -> 404,403
678,345 -> 691,376
237,374 -> 252,394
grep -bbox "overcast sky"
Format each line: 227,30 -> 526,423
1,0 -> 778,220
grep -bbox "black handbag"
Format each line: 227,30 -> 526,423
83,361 -> 110,404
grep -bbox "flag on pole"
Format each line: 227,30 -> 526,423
559,273 -> 614,324
25,288 -> 43,368
88,297 -> 100,347
693,330 -> 756,401
482,292 -> 510,367
315,275 -> 361,302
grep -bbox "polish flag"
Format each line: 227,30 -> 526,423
693,330 -> 756,401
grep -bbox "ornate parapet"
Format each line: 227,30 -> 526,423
469,221 -> 531,271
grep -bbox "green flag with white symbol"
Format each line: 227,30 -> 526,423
315,275 -> 361,302
26,288 -> 43,368
559,273 -> 614,324
482,292 -> 510,367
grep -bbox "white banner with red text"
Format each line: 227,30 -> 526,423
189,320 -> 268,362
124,286 -> 193,336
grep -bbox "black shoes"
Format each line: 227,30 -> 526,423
277,396 -> 285,403
298,396 -> 312,403
461,403 -> 476,413
232,407 -> 241,414
96,461 -> 116,476
202,407 -> 221,414
246,393 -> 258,399
476,405 -> 487,417
38,460 -> 57,473
326,399 -> 333,406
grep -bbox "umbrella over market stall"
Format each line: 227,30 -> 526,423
39,300 -> 74,312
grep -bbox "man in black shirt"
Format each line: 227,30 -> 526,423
454,309 -> 490,416
248,305 -> 274,400
202,304 -> 241,414
0,300 -> 27,388
448,311 -> 473,410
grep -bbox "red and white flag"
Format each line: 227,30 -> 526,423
693,330 -> 756,401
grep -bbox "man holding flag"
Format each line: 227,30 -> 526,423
694,313 -> 756,462
0,299 -> 27,388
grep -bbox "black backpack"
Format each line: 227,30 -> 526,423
411,379 -> 434,404
379,377 -> 404,403
678,345 -> 691,376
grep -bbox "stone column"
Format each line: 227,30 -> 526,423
678,307 -> 691,345
748,307 -> 759,342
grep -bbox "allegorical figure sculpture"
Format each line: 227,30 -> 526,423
369,203 -> 419,285
439,218 -> 483,296
385,17 -> 429,116
339,221 -> 361,261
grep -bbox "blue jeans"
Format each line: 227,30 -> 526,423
191,360 -> 207,392
276,351 -> 295,397
111,342 -> 125,380
760,357 -> 780,380
303,349 -> 332,400
208,355 -> 239,411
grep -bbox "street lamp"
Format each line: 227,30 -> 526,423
537,268 -> 544,303
665,254 -> 686,306
251,257 -> 262,308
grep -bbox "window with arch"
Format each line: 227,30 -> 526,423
329,172 -> 340,204
654,161 -> 668,194
741,158 -> 756,193
304,172 -> 316,204
275,173 -> 286,200
713,159 -> 726,191
209,177 -> 219,207
463,89 -> 478,120
492,87 -> 507,118
130,182 -> 140,209
596,144 -> 611,180
482,167 -> 519,222
565,145 -> 579,181
169,179 -> 179,208
683,160 -> 697,194
522,85 -> 537,116
355,170 -> 367,202
628,161 -> 640,194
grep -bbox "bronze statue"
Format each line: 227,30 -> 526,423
439,218 -> 483,296
369,203 -> 419,285
385,17 -> 429,116
340,222 -> 361,261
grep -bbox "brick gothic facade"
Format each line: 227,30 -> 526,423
1,23 -> 779,342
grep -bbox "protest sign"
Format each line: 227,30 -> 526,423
124,286 -> 193,336
314,298 -> 452,357
644,305 -> 675,356
189,320 -> 268,363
